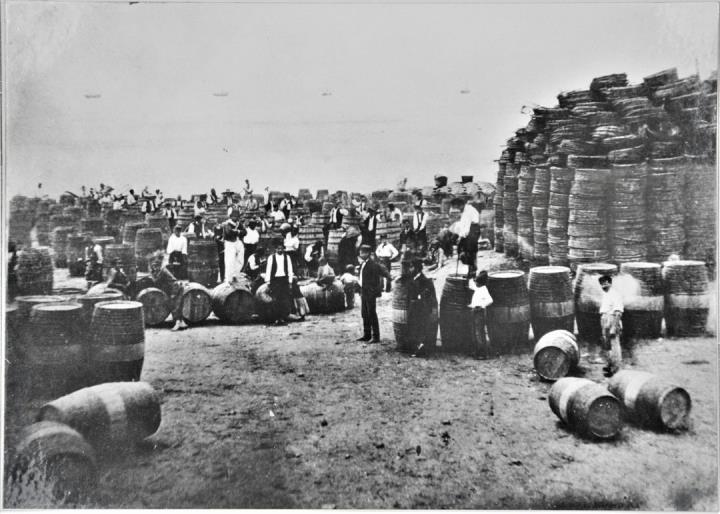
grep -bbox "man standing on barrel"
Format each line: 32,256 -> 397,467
356,244 -> 391,343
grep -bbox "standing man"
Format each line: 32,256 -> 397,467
85,238 -> 105,287
166,224 -> 188,279
399,219 -> 415,252
363,207 -> 379,249
213,221 -> 225,282
457,198 -> 482,279
325,202 -> 348,240
412,206 -> 428,255
265,239 -> 294,325
222,210 -> 245,283
185,215 -> 213,239
407,255 -> 438,357
163,201 -> 178,231
356,244 -> 391,343
599,275 -> 624,377
304,239 -> 325,277
242,220 -> 261,264
374,233 -> 399,292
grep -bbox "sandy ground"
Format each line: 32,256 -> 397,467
3,250 -> 718,509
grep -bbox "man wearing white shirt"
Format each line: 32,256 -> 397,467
242,221 -> 261,261
166,224 -> 188,279
222,211 -> 245,283
185,215 -> 213,239
374,234 -> 399,292
265,240 -> 294,325
386,203 -> 403,223
412,207 -> 428,254
163,202 -> 178,231
599,275 -> 624,376
457,200 -> 482,279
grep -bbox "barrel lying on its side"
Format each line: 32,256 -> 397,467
549,377 -> 623,439
533,330 -> 579,381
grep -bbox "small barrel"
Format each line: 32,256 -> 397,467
16,247 -> 54,296
89,301 -> 145,383
533,330 -> 579,381
211,281 -> 255,324
187,239 -> 219,288
549,377 -> 623,439
10,421 -> 97,505
180,282 -> 212,324
528,266 -> 574,339
662,260 -> 709,336
76,290 -> 125,327
619,262 -> 664,339
392,278 -> 412,352
326,229 -> 346,267
38,382 -> 161,451
25,303 -> 88,395
79,217 -> 105,236
134,228 -> 164,272
122,221 -> 149,246
438,274 -> 474,354
299,280 -> 346,314
486,270 -> 531,353
136,287 -> 171,326
607,370 -> 691,430
574,262 -> 618,342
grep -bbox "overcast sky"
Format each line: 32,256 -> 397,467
4,1 -> 718,199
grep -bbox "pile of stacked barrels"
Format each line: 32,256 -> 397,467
502,164 -> 520,256
493,158 -> 506,252
516,165 -> 535,261
547,166 -> 574,265
530,164 -> 551,264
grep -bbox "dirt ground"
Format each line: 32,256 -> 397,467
3,250 -> 719,509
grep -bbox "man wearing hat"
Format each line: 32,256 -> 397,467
265,238 -> 294,325
412,205 -> 428,255
405,253 -> 438,356
356,244 -> 391,343
362,207 -> 380,249
166,224 -> 189,279
222,209 -> 245,283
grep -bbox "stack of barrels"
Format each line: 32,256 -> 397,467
494,161 -> 505,252
187,239 -> 219,287
438,275 -> 474,354
683,154 -> 716,260
9,201 -> 34,247
80,218 -> 105,236
35,214 -> 52,247
51,226 -> 76,268
104,244 -> 137,282
646,157 -> 685,261
134,228 -> 164,272
574,262 -> 618,342
531,164 -> 551,264
547,167 -> 574,266
568,168 -> 610,267
662,260 -> 709,336
620,262 -> 664,339
299,223 -> 325,251
486,270 -> 530,353
376,219 -> 402,248
608,162 -> 648,262
502,165 -> 519,257
16,247 -> 54,295
516,165 -> 535,261
528,266 -> 574,339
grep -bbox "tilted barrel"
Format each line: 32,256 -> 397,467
607,370 -> 691,430
486,270 -> 531,352
549,377 -> 623,439
136,287 -> 171,326
533,330 -> 579,381
574,262 -> 618,342
299,280 -> 346,314
528,266 -> 574,339
619,262 -> 664,339
211,281 -> 255,323
439,274 -> 474,354
662,260 -> 709,336
10,421 -> 97,505
89,301 -> 145,383
38,382 -> 161,451
180,282 -> 213,324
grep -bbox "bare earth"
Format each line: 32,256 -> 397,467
4,250 -> 718,510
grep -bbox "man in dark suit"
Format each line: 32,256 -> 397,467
357,244 -> 392,343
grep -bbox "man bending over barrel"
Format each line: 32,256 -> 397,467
150,252 -> 187,331
599,274 -> 623,377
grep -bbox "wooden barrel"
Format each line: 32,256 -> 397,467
574,262 -> 618,342
187,239 -> 219,288
253,283 -> 274,321
26,303 -> 88,395
145,213 -> 169,234
528,266 -> 574,339
299,280 -> 346,314
439,274 -> 474,354
103,243 -> 138,282
66,234 -> 89,277
211,281 -> 255,323
662,260 -> 709,336
89,301 -> 145,383
10,421 -> 97,504
16,295 -> 69,321
38,382 -> 161,451
180,282 -> 212,324
79,217 -> 104,236
51,226 -> 77,268
134,228 -> 164,272
619,262 -> 664,339
136,287 -> 171,326
486,270 -> 531,353
549,377 -> 623,439
76,290 -> 125,327
326,229 -> 346,266
127,274 -> 155,300
392,277 -> 438,353
310,212 -> 330,225
16,247 -> 54,295
533,330 -> 579,381
299,224 -> 325,249
607,370 -> 691,430
316,189 -> 330,201
122,221 -> 148,246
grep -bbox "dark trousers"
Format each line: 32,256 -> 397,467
217,243 -> 225,282
270,277 -> 292,322
361,291 -> 380,339
379,257 -> 392,292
